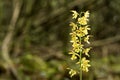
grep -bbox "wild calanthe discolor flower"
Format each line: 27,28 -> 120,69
68,10 -> 92,79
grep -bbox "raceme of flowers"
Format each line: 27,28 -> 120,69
68,10 -> 91,77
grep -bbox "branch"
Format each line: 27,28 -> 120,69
88,35 -> 120,47
1,0 -> 22,80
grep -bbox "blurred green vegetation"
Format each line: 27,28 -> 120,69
0,0 -> 120,80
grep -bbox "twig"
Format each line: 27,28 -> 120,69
88,35 -> 120,47
1,0 -> 22,80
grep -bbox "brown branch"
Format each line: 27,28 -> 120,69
1,0 -> 22,80
88,35 -> 120,47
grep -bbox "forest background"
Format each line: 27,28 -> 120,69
0,0 -> 120,80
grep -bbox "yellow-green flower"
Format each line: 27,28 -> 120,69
69,22 -> 78,31
84,11 -> 89,18
71,54 -> 77,60
76,26 -> 90,37
73,47 -> 80,53
78,16 -> 88,25
70,32 -> 78,43
72,43 -> 80,53
76,29 -> 85,37
73,43 -> 84,53
69,69 -> 77,77
81,57 -> 91,72
71,10 -> 79,19
83,47 -> 91,56
82,26 -> 91,35
72,42 -> 79,48
84,35 -> 90,44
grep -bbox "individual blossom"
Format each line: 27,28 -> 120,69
68,69 -> 77,77
69,22 -> 78,31
84,11 -> 89,18
76,26 -> 90,37
70,32 -> 78,43
73,44 -> 84,53
69,51 -> 79,60
84,35 -> 90,44
72,42 -> 80,53
77,27 -> 86,37
71,10 -> 79,19
78,16 -> 88,25
82,26 -> 91,35
81,57 -> 91,72
76,29 -> 85,37
71,54 -> 77,60
72,42 -> 80,49
83,47 -> 91,57
73,47 -> 79,53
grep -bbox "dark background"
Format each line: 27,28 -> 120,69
0,0 -> 120,80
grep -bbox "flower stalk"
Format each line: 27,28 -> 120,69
68,10 -> 91,80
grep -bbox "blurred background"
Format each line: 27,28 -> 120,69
0,0 -> 120,80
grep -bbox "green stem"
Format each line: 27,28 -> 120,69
79,37 -> 82,80
79,51 -> 82,80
